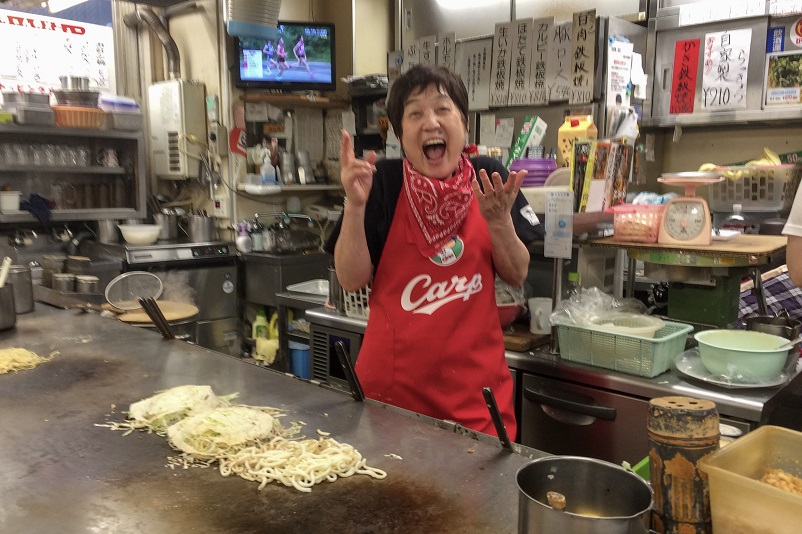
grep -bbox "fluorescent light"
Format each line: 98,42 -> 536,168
436,0 -> 499,9
48,0 -> 88,13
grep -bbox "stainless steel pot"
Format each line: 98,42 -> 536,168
8,265 -> 33,314
153,213 -> 178,240
517,456 -> 653,534
0,285 -> 16,330
59,75 -> 90,90
180,215 -> 218,243
97,220 -> 118,244
328,265 -> 343,313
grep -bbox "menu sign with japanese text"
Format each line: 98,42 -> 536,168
569,9 -> 596,105
455,37 -> 492,111
702,28 -> 751,111
0,8 -> 115,94
670,39 -> 700,114
490,21 -> 514,107
437,32 -> 456,71
404,40 -> 419,73
546,21 -> 572,102
507,18 -> 535,107
528,17 -> 553,105
418,35 -> 436,66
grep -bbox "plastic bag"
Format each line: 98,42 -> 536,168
550,286 -> 648,327
495,276 -> 525,306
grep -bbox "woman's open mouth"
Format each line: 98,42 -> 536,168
423,139 -> 446,163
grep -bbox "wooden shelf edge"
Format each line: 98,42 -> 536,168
239,93 -> 349,110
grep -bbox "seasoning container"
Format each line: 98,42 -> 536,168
52,273 -> 76,293
648,396 -> 719,534
41,254 -> 67,288
8,265 -> 34,314
75,275 -> 99,294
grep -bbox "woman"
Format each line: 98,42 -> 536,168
275,37 -> 289,78
293,35 -> 315,78
325,64 -> 542,438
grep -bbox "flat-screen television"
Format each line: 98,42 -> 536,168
233,21 -> 336,92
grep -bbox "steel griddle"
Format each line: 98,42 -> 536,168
0,306 -> 541,533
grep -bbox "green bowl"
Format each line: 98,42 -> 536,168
695,329 -> 789,381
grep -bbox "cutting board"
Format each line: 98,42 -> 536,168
116,301 -> 199,324
503,324 -> 550,351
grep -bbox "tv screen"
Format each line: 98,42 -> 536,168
233,21 -> 336,92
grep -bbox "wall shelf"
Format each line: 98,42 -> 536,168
239,93 -> 349,110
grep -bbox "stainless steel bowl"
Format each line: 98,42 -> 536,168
2,91 -> 50,106
54,90 -> 100,108
59,75 -> 90,90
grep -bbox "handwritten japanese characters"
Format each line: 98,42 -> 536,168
670,39 -> 700,114
570,9 -> 596,105
701,28 -> 751,111
490,21 -> 514,107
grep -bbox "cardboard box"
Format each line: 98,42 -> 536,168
505,116 -> 547,167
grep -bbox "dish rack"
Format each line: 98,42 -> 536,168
557,321 -> 693,377
342,284 -> 370,320
708,165 -> 802,213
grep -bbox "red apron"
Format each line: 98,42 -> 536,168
355,191 -> 517,439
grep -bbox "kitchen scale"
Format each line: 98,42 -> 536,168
657,172 -> 724,246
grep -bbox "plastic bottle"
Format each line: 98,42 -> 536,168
260,159 -> 277,185
720,203 -> 755,234
235,222 -> 252,253
564,271 -> 581,302
252,310 -> 269,339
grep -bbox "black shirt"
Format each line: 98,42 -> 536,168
324,156 -> 544,269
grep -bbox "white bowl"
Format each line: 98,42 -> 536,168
118,224 -> 161,245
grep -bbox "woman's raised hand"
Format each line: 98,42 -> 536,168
340,130 -> 377,208
472,169 -> 526,225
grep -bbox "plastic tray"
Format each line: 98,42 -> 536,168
557,320 -> 693,377
708,165 -> 802,213
342,285 -> 371,320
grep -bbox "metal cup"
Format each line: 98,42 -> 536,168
96,220 -> 118,244
8,265 -> 33,314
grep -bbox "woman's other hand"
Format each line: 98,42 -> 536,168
472,168 -> 526,227
340,130 -> 377,208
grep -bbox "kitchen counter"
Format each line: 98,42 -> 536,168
305,306 -> 802,425
0,305 -> 542,534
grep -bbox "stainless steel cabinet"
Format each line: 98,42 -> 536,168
0,124 -> 146,223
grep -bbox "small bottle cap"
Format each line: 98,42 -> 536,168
568,271 -> 580,282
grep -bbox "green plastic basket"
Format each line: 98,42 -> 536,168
557,321 -> 693,377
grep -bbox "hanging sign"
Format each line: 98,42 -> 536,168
418,35 -> 436,66
670,39 -> 700,114
546,21 -> 572,102
489,21 -> 514,107
404,40 -> 419,73
507,18 -> 535,106
0,8 -> 115,94
606,40 -> 633,108
527,17 -> 552,105
437,32 -> 456,71
569,9 -> 596,105
455,37 -> 492,111
702,28 -> 752,111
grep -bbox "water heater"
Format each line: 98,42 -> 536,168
147,79 -> 207,180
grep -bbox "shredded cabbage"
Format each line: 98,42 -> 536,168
128,385 -> 236,433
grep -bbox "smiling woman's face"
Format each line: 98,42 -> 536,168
400,84 -> 467,180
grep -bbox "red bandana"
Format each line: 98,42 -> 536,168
403,154 -> 475,257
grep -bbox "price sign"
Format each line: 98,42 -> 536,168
569,9 -> 596,105
527,17 -> 552,105
670,39 -> 700,114
546,21 -> 572,102
489,21 -> 514,107
455,37 -> 492,111
507,18 -> 535,107
701,28 -> 751,111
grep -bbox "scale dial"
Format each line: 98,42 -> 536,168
657,198 -> 713,246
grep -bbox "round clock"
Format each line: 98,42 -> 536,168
656,173 -> 724,246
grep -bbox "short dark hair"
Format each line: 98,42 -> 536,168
386,64 -> 469,140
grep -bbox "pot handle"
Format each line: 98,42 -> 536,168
177,215 -> 189,236
524,387 -> 616,421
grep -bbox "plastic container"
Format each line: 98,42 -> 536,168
15,103 -> 55,126
105,110 -> 143,131
252,310 -> 268,339
557,321 -> 693,377
0,191 -> 21,213
608,204 -> 666,243
698,425 -> 802,534
98,94 -> 140,113
52,105 -> 105,129
695,329 -> 790,381
342,284 -> 371,320
708,165 -> 802,213
288,341 -> 311,379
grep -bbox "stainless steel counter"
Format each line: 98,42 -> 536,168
304,306 -> 802,425
0,305 -> 541,534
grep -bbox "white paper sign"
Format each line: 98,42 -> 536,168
455,37 -> 492,111
419,35 -> 436,66
547,21 -> 572,102
570,9 -> 596,105
606,40 -> 634,107
495,118 -> 516,148
544,190 -> 574,259
680,0 -> 766,26
528,17 -> 553,105
702,28 -> 751,111
404,40 -> 420,73
0,9 -> 115,94
387,50 -> 404,83
770,0 -> 802,16
489,21 -> 514,107
507,18 -> 535,107
479,113 -> 497,146
437,32 -> 456,71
